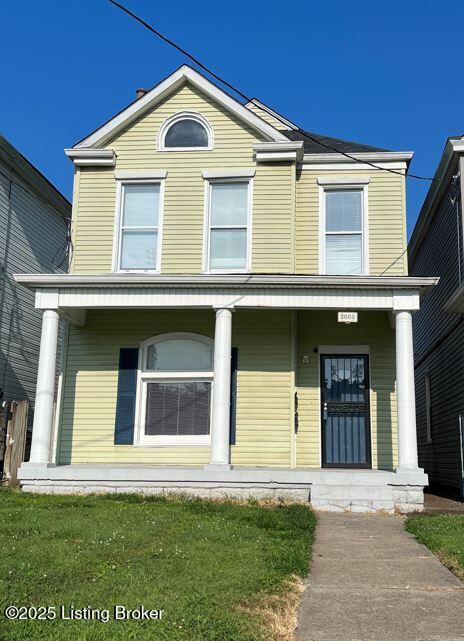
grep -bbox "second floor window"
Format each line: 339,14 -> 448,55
116,182 -> 162,272
206,180 -> 250,272
322,188 -> 365,275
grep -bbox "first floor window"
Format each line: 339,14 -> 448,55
137,334 -> 213,445
117,182 -> 161,271
323,188 -> 364,275
207,180 -> 250,271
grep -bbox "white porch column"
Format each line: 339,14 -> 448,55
395,310 -> 419,471
29,309 -> 59,464
209,307 -> 233,468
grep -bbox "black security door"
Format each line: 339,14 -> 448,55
321,355 -> 371,467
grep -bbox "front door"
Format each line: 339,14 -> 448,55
321,354 -> 371,468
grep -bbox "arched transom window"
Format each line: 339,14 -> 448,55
158,112 -> 213,151
136,333 -> 214,445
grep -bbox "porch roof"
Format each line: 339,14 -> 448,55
14,273 -> 438,326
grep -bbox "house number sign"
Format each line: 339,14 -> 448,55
338,311 -> 358,324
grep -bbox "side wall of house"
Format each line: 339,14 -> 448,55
0,161 -> 68,407
409,167 -> 464,492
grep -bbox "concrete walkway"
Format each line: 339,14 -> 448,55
296,513 -> 464,641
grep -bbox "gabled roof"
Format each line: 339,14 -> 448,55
282,128 -> 389,154
75,65 -> 288,149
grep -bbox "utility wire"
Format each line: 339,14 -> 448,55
106,0 -> 447,186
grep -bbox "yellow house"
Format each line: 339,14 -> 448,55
16,66 -> 437,511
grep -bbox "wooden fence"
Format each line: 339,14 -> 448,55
2,400 -> 29,486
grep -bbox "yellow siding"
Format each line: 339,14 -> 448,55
58,309 -> 293,467
72,83 -> 295,275
253,163 -> 294,272
295,170 -> 408,275
246,102 -> 289,130
295,311 -> 397,470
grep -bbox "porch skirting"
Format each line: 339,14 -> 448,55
18,464 -> 427,514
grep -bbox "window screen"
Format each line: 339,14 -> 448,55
325,189 -> 363,275
145,382 -> 211,436
119,184 -> 160,270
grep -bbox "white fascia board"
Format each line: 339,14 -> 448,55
13,273 -> 439,290
202,168 -> 256,179
65,148 -> 116,166
74,66 -> 288,149
114,169 -> 167,180
450,139 -> 464,153
302,151 -> 414,164
317,176 -> 370,185
302,162 -> 407,171
254,141 -> 304,163
245,99 -> 299,131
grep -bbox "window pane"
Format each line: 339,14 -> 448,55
120,231 -> 157,270
146,339 -> 213,371
164,119 -> 208,148
145,382 -> 211,436
326,190 -> 362,232
123,184 -> 159,227
326,234 -> 362,275
210,229 -> 247,270
211,183 -> 248,226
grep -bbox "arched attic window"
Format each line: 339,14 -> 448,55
158,112 -> 213,151
136,333 -> 214,445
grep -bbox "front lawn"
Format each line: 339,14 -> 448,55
0,491 -> 315,641
405,514 -> 464,580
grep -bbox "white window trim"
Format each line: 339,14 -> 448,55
157,111 -> 214,151
425,368 -> 432,444
112,178 -> 165,274
203,177 -> 253,274
134,333 -> 214,447
318,183 -> 369,275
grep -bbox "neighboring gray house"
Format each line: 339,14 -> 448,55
408,135 -> 464,499
0,135 -> 70,466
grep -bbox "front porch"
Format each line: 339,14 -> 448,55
14,274 -> 437,512
18,464 -> 427,513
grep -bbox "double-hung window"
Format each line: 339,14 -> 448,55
136,334 -> 214,446
321,187 -> 367,275
116,182 -> 162,272
206,180 -> 250,272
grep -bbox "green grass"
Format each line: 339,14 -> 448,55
405,514 -> 464,580
0,490 -> 315,641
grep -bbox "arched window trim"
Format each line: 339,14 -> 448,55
135,332 -> 214,447
157,112 -> 214,151
140,332 -> 214,374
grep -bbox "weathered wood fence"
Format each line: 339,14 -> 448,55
1,400 -> 29,486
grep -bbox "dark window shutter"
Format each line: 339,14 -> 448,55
229,347 -> 238,445
114,348 -> 139,445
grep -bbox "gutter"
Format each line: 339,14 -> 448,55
14,273 -> 439,291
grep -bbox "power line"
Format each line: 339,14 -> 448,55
106,0 -> 446,186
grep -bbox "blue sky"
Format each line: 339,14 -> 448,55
1,0 -> 463,237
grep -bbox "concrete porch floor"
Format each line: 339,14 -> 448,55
296,513 -> 464,641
